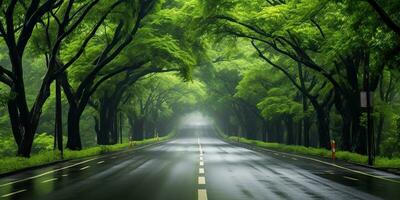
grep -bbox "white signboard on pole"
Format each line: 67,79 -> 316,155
360,91 -> 373,108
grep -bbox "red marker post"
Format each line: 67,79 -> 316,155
331,140 -> 336,162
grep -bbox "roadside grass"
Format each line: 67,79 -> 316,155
226,136 -> 400,169
0,134 -> 174,175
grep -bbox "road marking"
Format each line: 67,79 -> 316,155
291,158 -> 298,161
200,157 -> 203,161
0,139 -> 169,188
199,168 -> 204,174
274,153 -> 279,156
111,156 -> 117,159
200,161 -> 204,166
41,178 -> 58,183
0,158 -> 97,188
79,166 -> 90,171
1,189 -> 27,198
250,147 -> 400,184
97,161 -> 105,164
62,174 -> 68,177
343,176 -> 358,181
198,189 -> 208,200
198,176 -> 206,184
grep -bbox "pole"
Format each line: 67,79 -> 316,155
119,112 -> 123,144
55,76 -> 63,159
364,61 -> 374,165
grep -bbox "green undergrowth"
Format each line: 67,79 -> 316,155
0,133 -> 174,175
226,136 -> 400,169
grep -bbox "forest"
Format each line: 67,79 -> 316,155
0,0 -> 399,169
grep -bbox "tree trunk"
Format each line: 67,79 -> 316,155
262,121 -> 268,142
66,104 -> 82,150
297,120 -> 302,145
110,109 -> 118,144
7,99 -> 22,147
98,100 -> 111,145
341,114 -> 352,151
276,120 -> 284,143
376,114 -> 384,155
285,117 -> 295,145
315,107 -> 330,149
133,117 -> 144,141
354,112 -> 368,155
17,126 -> 35,157
17,80 -> 51,157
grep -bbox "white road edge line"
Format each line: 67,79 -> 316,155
79,166 -> 90,171
0,158 -> 97,188
248,145 -> 400,184
198,189 -> 208,200
343,176 -> 358,181
97,161 -> 105,164
0,139 -> 167,188
1,189 -> 27,198
198,176 -> 206,185
41,178 -> 58,183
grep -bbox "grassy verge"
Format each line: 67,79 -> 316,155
0,133 -> 174,175
225,136 -> 400,169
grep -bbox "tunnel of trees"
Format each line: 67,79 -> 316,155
0,0 -> 399,165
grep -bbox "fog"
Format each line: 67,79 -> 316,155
178,111 -> 213,129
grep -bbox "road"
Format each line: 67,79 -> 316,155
0,126 -> 399,200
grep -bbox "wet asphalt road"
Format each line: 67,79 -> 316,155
0,127 -> 400,200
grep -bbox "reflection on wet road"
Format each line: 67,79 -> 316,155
0,127 -> 399,200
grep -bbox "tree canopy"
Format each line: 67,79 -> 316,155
0,0 -> 399,162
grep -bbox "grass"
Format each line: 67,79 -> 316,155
225,136 -> 400,170
0,133 -> 174,175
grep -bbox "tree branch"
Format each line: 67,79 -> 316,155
367,0 -> 400,36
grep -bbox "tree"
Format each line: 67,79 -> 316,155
0,0 -> 120,156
